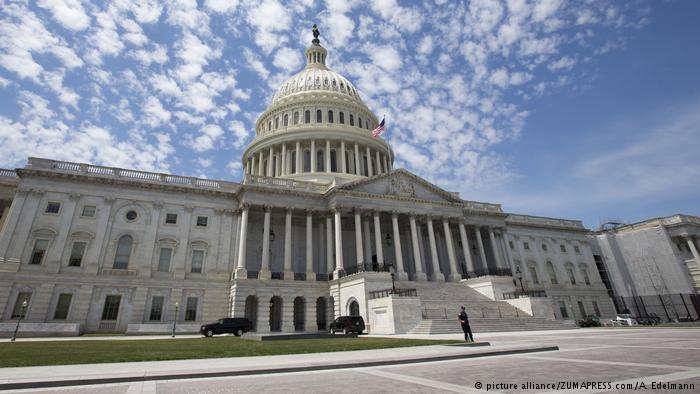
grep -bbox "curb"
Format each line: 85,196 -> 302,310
0,345 -> 558,391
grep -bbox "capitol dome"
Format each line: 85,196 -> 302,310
241,28 -> 393,185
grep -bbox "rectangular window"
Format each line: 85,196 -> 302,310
45,202 -> 61,214
559,301 -> 569,318
560,245 -> 566,253
11,292 -> 31,318
101,295 -> 121,321
185,297 -> 198,321
149,296 -> 164,321
508,241 -> 514,249
574,245 -> 581,254
81,205 -> 96,217
567,267 -> 577,285
523,242 -> 530,250
196,216 -> 208,227
592,301 -> 601,317
191,250 -> 204,273
528,266 -> 539,284
577,301 -> 586,317
165,213 -> 178,224
158,247 -> 172,272
30,239 -> 49,265
53,293 -> 72,320
68,241 -> 87,267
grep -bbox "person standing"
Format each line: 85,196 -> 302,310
458,306 -> 474,342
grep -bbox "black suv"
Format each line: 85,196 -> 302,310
200,318 -> 253,337
329,316 -> 365,334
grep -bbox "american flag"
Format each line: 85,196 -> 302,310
372,116 -> 386,137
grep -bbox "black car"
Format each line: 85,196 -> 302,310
200,318 -> 253,337
577,315 -> 601,327
329,316 -> 365,334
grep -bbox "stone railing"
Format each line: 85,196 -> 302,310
502,290 -> 548,299
506,214 -> 585,230
463,200 -> 502,213
368,288 -> 418,300
663,215 -> 700,226
243,174 -> 328,193
0,169 -> 18,178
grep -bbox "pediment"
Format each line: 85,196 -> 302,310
336,170 -> 461,203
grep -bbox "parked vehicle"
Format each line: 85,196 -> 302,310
329,316 -> 365,334
636,313 -> 661,325
200,318 -> 253,337
614,314 -> 638,326
577,315 -> 601,327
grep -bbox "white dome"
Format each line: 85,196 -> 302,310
270,67 -> 366,107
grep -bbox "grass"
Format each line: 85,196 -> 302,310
0,337 -> 460,368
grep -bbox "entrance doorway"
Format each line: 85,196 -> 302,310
316,297 -> 327,330
293,297 -> 305,331
348,299 -> 360,316
269,296 -> 282,331
245,295 -> 258,331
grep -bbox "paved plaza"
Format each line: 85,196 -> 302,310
1,328 -> 699,393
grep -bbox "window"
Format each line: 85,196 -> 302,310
366,122 -> 370,130
68,241 -> 87,267
574,245 -> 581,254
267,120 -> 271,132
577,301 -> 586,317
546,261 -> 558,284
316,110 -> 322,122
566,266 -> 577,285
125,210 -> 137,221
304,110 -> 310,123
560,244 -> 566,253
328,110 -> 334,123
339,112 -> 344,124
30,239 -> 49,265
317,150 -> 324,172
185,297 -> 198,321
508,241 -> 514,249
165,213 -> 178,224
149,296 -> 164,321
363,156 -> 369,176
274,117 -> 279,128
45,202 -> 60,214
81,205 -> 96,217
283,114 -> 288,127
101,295 -> 121,321
330,150 -> 337,172
12,292 -> 31,318
541,243 -> 548,252
291,151 -> 297,173
349,114 -> 354,126
580,265 -> 591,285
113,235 -> 133,269
158,247 -> 172,272
293,111 -> 299,124
196,216 -> 208,227
53,293 -> 72,320
303,150 -> 311,172
559,301 -> 569,318
358,117 -> 362,129
191,250 -> 204,273
592,301 -> 601,317
528,266 -> 539,284
523,242 -> 530,250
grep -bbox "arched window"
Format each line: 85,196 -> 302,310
283,114 -> 288,127
317,150 -> 324,172
330,150 -> 337,172
349,114 -> 354,126
345,152 -> 351,174
303,150 -> 311,172
274,117 -> 279,129
579,264 -> 591,285
291,151 -> 297,173
339,112 -> 344,124
304,110 -> 310,123
358,117 -> 362,129
366,122 -> 370,130
114,235 -> 133,269
546,261 -> 558,284
328,110 -> 334,123
267,121 -> 271,132
566,264 -> 577,285
316,110 -> 322,123
528,263 -> 539,284
293,112 -> 299,124
348,300 -> 360,316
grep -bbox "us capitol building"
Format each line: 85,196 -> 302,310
0,31 -> 628,336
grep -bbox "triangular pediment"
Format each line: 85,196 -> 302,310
335,169 -> 461,203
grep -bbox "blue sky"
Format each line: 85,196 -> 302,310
1,0 -> 698,229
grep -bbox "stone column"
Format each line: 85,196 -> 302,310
258,151 -> 264,176
458,221 -> 475,275
325,140 -> 331,173
354,210 -> 364,269
341,141 -> 347,173
410,215 -> 426,281
310,140 -> 316,172
0,190 -> 28,263
268,146 -> 274,177
326,215 -> 334,274
251,156 -> 256,176
384,156 -> 390,173
376,151 -> 382,174
283,209 -> 293,280
500,231 -> 516,275
354,143 -> 360,175
245,160 -> 250,175
366,146 -> 373,176
281,144 -> 287,176
306,210 -> 315,280
256,293 -> 270,333
295,141 -> 301,174
305,298 -> 317,332
235,204 -> 249,278
392,212 -> 407,280
333,209 -> 344,277
259,207 -> 272,279
443,218 -> 459,282
489,227 -> 503,271
426,217 -> 444,281
373,211 -> 384,268
687,236 -> 700,268
474,226 -> 488,272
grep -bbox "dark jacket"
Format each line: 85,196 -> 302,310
458,311 -> 469,326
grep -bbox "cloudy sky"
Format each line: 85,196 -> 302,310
1,0 -> 698,229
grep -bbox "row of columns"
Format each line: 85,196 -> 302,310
244,140 -> 392,178
233,204 -> 512,282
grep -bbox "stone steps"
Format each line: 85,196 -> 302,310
409,318 -> 577,334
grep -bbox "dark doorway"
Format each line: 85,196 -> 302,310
293,297 -> 305,331
316,297 -> 327,330
269,296 -> 282,331
245,295 -> 258,331
349,300 -> 360,316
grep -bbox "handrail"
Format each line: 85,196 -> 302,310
368,288 -> 418,300
243,174 -> 328,193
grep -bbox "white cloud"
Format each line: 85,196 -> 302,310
37,0 -> 91,31
417,36 -> 433,56
130,44 -> 169,66
229,120 -> 249,148
548,56 -> 576,71
243,48 -> 270,79
205,0 -> 239,13
188,124 -> 224,152
532,0 -> 562,22
174,33 -> 221,82
143,96 -> 171,127
245,0 -> 292,53
371,0 -> 423,33
273,47 -> 302,72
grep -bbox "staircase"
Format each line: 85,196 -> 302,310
405,281 -> 577,334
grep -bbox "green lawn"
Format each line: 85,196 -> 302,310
0,337 -> 459,368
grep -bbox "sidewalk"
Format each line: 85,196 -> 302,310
0,342 -> 557,390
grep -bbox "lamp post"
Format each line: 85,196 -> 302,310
171,302 -> 179,338
11,300 -> 28,342
515,266 -> 525,294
